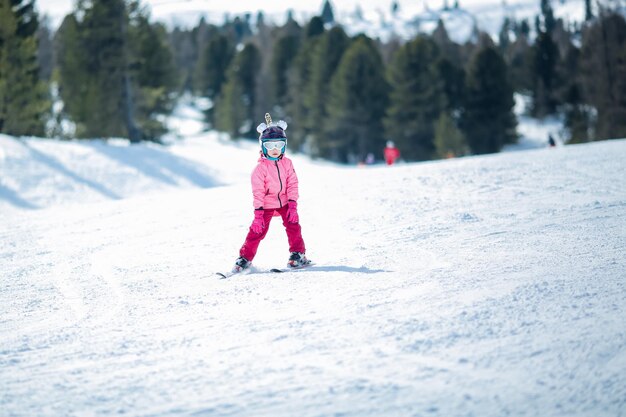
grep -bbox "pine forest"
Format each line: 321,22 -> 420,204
1,0 -> 625,163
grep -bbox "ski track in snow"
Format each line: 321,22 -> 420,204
1,135 -> 626,416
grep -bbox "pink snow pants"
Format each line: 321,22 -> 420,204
239,205 -> 305,261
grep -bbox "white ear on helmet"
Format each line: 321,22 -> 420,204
256,123 -> 267,134
277,120 -> 287,130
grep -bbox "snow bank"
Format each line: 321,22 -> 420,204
0,134 -> 221,213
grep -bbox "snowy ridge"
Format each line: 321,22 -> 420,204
1,129 -> 625,416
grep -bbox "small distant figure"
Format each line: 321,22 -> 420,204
358,152 -> 375,168
384,140 -> 400,166
548,134 -> 556,147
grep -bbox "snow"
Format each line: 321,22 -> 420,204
1,100 -> 625,415
503,93 -> 565,151
37,0 -> 587,43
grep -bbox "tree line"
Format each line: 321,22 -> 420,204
1,0 -> 625,163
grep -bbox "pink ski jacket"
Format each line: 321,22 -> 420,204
251,155 -> 299,209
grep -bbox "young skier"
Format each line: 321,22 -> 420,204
232,113 -> 310,274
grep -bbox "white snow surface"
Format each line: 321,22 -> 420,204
1,120 -> 626,415
502,93 -> 565,151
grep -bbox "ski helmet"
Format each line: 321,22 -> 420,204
257,113 -> 288,161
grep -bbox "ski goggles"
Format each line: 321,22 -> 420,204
263,140 -> 286,150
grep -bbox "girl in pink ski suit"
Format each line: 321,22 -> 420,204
232,114 -> 309,273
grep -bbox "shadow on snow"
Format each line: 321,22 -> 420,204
89,141 -> 220,189
0,182 -> 40,210
280,265 -> 390,274
1,138 -> 221,209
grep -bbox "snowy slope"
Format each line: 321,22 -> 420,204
1,124 -> 625,416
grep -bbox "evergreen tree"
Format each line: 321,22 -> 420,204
271,33 -> 300,107
194,33 -> 234,99
461,46 -> 517,154
226,15 -> 252,44
531,31 -> 559,116
321,0 -> 335,25
253,16 -> 300,127
519,19 -> 531,38
256,11 -> 265,28
251,15 -> 273,123
563,82 -> 591,144
37,15 -> 54,81
284,47 -> 314,150
304,16 -> 325,38
190,20 -> 220,92
304,26 -> 350,147
580,12 -> 626,140
11,0 -> 37,37
499,18 -> 511,51
384,36 -> 445,161
556,36 -> 590,143
168,26 -> 196,91
215,75 -> 246,138
55,15 -> 88,133
476,31 -> 496,49
0,0 -> 50,136
434,112 -> 467,158
56,0 -> 177,141
540,0 -> 556,34
215,42 -> 261,138
238,43 -> 261,137
57,0 -> 134,139
324,36 -> 388,162
437,57 -> 465,113
284,17 -> 325,150
505,29 -> 532,93
550,19 -> 574,59
129,16 -> 178,138
432,19 -> 461,65
585,0 -> 593,21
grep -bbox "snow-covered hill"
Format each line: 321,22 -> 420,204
39,0 -> 587,42
1,124 -> 625,416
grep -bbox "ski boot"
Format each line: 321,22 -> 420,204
232,256 -> 251,274
287,252 -> 310,269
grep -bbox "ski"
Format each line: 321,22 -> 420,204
215,266 -> 253,279
270,262 -> 314,273
216,262 -> 314,278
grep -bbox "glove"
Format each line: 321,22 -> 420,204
251,209 -> 265,234
287,200 -> 299,223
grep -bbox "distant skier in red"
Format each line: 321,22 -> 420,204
384,140 -> 400,166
